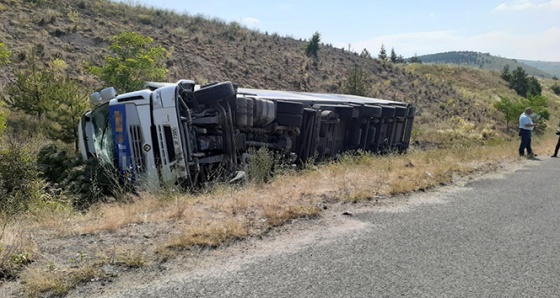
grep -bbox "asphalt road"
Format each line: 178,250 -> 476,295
98,159 -> 560,298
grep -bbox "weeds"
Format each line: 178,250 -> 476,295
22,263 -> 99,297
0,224 -> 36,280
245,147 -> 275,184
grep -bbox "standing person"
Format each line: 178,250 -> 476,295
519,107 -> 537,158
551,124 -> 560,157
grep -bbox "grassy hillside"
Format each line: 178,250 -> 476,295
0,0 -> 507,136
416,51 -> 555,79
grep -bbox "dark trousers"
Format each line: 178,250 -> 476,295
554,137 -> 560,157
519,128 -> 533,156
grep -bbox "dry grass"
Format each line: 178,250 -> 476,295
5,135 -> 557,297
0,221 -> 36,280
61,137 -> 558,235
21,264 -> 98,297
74,136 -> 556,240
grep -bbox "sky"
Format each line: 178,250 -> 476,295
114,0 -> 560,62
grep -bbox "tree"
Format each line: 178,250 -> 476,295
390,48 -> 397,63
500,65 -> 511,82
341,65 -> 370,96
360,48 -> 372,59
44,74 -> 89,143
494,94 -> 549,132
408,53 -> 422,64
305,32 -> 321,59
87,32 -> 169,93
377,44 -> 387,60
508,67 -> 529,97
493,96 -> 524,130
525,93 -> 550,133
2,49 -> 53,119
1,50 -> 89,143
501,66 -> 542,97
527,76 -> 542,96
507,67 -> 542,97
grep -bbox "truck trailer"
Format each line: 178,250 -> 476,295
78,80 -> 415,187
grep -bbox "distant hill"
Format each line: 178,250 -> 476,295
415,51 -> 555,79
518,60 -> 560,78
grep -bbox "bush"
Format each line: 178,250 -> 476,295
551,84 -> 560,95
65,159 -> 132,209
0,148 -> 44,218
36,144 -> 130,210
246,147 -> 275,184
37,144 -> 77,184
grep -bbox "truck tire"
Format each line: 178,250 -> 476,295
359,105 -> 382,118
276,113 -> 303,127
394,106 -> 408,117
407,106 -> 416,117
194,81 -> 235,104
254,98 -> 264,126
276,101 -> 304,114
380,105 -> 396,118
246,98 -> 254,127
235,98 -> 248,127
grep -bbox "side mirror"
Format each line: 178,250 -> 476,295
90,87 -> 118,105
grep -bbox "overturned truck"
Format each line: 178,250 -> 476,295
78,80 -> 415,187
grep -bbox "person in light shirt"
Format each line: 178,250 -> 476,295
518,107 -> 537,158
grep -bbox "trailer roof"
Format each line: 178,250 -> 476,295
236,87 -> 408,106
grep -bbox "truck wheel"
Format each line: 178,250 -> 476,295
394,106 -> 408,117
194,81 -> 235,104
276,113 -> 303,127
276,101 -> 304,114
235,97 -> 248,127
253,98 -> 264,126
246,98 -> 254,127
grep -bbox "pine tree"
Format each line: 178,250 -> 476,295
378,44 -> 387,60
390,48 -> 397,63
500,65 -> 511,82
360,48 -> 372,59
305,31 -> 321,59
2,49 -> 52,119
342,65 -> 370,96
0,50 -> 89,143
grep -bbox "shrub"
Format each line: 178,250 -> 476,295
36,144 -> 130,210
551,84 -> 560,95
246,147 -> 275,184
37,144 -> 77,184
0,147 -> 44,218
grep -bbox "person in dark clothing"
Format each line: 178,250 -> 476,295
552,127 -> 560,157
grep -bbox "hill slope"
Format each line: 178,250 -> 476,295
416,51 -> 555,79
0,0 -> 524,136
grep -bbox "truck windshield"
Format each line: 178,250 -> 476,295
90,104 -> 114,166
